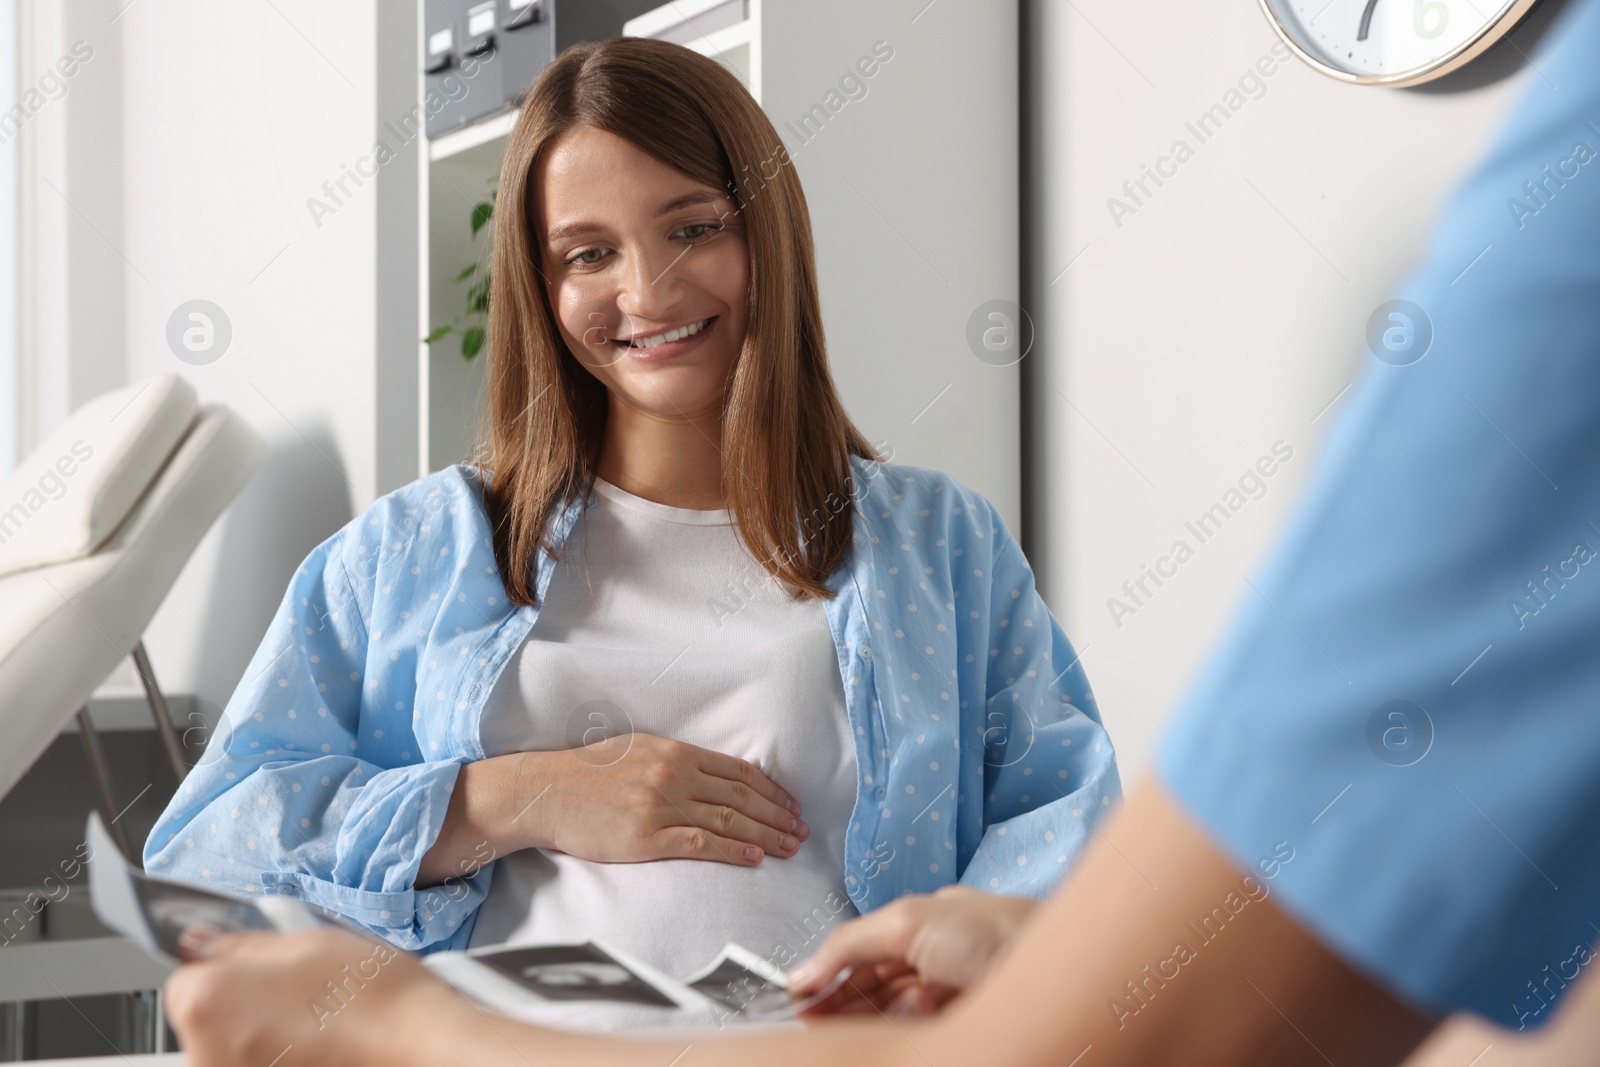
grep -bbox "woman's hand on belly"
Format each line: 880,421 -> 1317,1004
528,733 -> 810,866
418,735 -> 809,887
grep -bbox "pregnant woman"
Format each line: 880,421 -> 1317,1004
144,36 -> 1119,1031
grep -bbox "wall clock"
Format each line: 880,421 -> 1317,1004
1258,0 -> 1545,86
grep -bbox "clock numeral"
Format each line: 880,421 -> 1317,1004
1414,0 -> 1449,38
1358,0 -> 1380,41
1357,0 -> 1450,42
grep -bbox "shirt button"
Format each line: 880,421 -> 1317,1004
875,788 -> 887,800
859,645 -> 873,659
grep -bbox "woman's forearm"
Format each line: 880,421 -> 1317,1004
415,751 -> 566,888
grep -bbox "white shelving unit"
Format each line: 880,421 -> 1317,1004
429,110 -> 518,162
418,0 -> 1021,527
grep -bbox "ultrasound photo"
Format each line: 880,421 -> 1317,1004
473,942 -> 678,1007
687,956 -> 790,1015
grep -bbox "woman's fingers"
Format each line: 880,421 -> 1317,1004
692,775 -> 809,842
685,801 -> 801,857
797,960 -> 909,1017
652,824 -> 767,866
694,748 -> 802,818
533,734 -> 814,866
788,900 -> 925,994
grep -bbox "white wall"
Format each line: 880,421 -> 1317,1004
761,0 -> 1023,530
16,0 -> 126,454
1023,0 -> 1529,782
0,0 -> 17,475
109,1 -> 414,711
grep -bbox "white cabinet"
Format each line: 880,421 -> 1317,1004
419,0 -> 1020,527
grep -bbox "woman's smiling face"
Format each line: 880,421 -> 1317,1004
536,125 -> 750,423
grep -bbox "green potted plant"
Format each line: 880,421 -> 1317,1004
424,183 -> 495,362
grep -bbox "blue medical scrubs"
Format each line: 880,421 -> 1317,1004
1158,0 -> 1600,1031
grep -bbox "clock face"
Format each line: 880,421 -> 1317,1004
1262,0 -> 1528,82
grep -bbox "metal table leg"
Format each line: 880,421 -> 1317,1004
75,707 -> 134,863
129,988 -> 165,1054
0,1001 -> 37,1062
131,641 -> 189,784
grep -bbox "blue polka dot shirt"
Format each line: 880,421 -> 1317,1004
144,455 -> 1121,951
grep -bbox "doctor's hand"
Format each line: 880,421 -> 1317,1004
528,733 -> 809,866
163,926 -> 479,1067
787,886 -> 1039,1018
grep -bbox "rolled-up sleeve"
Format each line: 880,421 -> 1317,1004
143,526 -> 487,952
958,498 -> 1122,896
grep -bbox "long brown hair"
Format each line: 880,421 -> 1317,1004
476,36 -> 876,607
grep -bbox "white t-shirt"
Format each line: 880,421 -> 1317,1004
469,476 -> 859,1031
